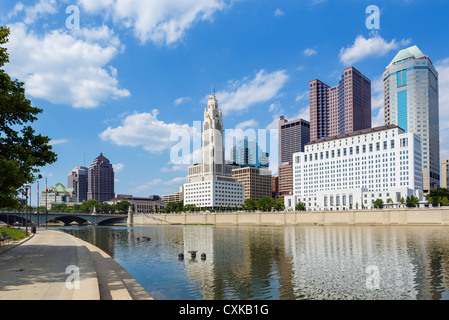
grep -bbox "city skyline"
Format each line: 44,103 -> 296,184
1,1 -> 449,206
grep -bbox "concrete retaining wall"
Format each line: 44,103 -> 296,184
131,207 -> 449,227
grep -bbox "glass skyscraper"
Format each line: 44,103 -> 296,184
384,45 -> 440,193
67,166 -> 88,203
232,139 -> 269,168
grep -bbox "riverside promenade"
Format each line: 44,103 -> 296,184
0,229 -> 152,300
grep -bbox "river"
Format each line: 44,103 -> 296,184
57,225 -> 449,300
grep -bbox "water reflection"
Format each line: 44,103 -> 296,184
59,225 -> 449,300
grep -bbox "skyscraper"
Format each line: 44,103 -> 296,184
87,153 -> 115,203
232,139 -> 269,168
309,66 -> 372,141
278,116 -> 310,196
67,166 -> 88,203
232,166 -> 272,202
184,92 -> 244,208
384,45 -> 440,193
442,159 -> 449,189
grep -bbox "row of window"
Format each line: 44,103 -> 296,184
300,140 -> 409,163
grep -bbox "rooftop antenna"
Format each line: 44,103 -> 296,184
211,84 -> 215,95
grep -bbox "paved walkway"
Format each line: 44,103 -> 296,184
0,229 -> 152,300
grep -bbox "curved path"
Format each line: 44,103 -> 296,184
0,229 -> 152,300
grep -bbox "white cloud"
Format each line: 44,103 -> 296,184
268,102 -> 281,113
216,69 -> 289,116
8,0 -> 58,24
174,96 -> 191,106
339,34 -> 411,65
303,48 -> 317,56
372,107 -> 385,128
113,163 -> 125,173
49,139 -> 69,146
77,0 -> 231,45
5,23 -> 130,108
274,9 -> 284,16
370,75 -> 385,127
235,119 -> 259,131
99,109 -> 200,154
295,90 -> 309,102
132,179 -> 163,193
132,176 -> 185,194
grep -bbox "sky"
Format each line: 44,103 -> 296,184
1,0 -> 449,206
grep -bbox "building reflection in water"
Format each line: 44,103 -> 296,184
62,225 -> 449,300
284,226 -> 449,300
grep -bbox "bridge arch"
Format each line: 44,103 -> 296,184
0,212 -> 128,227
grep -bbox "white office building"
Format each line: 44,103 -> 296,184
285,125 -> 423,211
184,92 -> 244,209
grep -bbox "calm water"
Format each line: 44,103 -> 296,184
57,225 -> 449,300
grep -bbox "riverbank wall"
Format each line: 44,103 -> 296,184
131,207 -> 449,226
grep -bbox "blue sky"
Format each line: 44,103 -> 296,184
1,0 -> 449,206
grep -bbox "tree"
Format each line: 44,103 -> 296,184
0,26 -> 58,209
441,197 -> 449,206
52,203 -> 68,212
164,202 -> 179,213
406,196 -> 419,208
183,204 -> 198,213
273,197 -> 285,211
373,199 -> 383,209
427,188 -> 449,206
115,200 -> 131,213
244,198 -> 256,211
256,197 -> 275,212
97,203 -> 113,214
295,202 -> 306,211
79,200 -> 99,213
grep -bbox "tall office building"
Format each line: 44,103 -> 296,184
67,166 -> 88,203
232,167 -> 272,202
441,159 -> 449,189
442,159 -> 449,189
384,45 -> 440,193
232,139 -> 269,168
184,92 -> 244,208
87,153 -> 115,203
278,116 -> 310,196
309,66 -> 372,141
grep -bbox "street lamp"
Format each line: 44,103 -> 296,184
24,184 -> 30,235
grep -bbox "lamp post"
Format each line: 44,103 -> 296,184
24,184 -> 30,235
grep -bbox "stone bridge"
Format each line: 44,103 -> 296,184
0,211 -> 128,226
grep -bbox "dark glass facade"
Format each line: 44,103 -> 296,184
87,153 -> 115,203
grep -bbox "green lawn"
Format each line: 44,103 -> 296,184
0,227 -> 27,241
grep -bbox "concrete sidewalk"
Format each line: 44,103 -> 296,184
0,229 -> 152,300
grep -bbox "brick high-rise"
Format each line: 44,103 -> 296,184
309,66 -> 371,141
87,153 -> 115,203
278,116 -> 310,197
